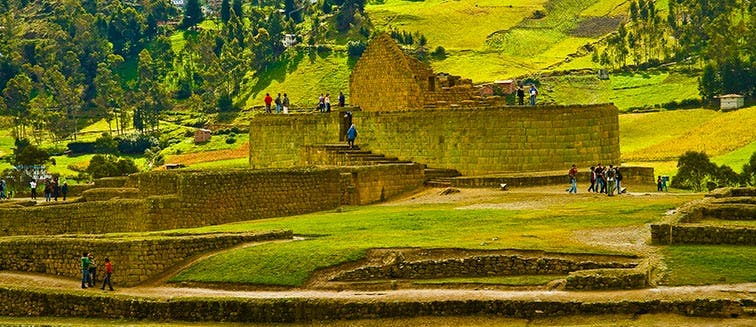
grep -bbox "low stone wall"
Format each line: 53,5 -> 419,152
344,164 -> 425,205
565,267 -> 648,290
81,187 -> 140,202
0,200 -> 148,236
0,231 -> 292,286
332,254 -> 637,282
449,166 -> 654,188
0,287 -> 745,321
651,187 -> 756,245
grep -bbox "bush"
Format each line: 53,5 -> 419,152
12,139 -> 50,166
225,136 -> 236,144
86,154 -> 139,179
347,40 -> 367,59
115,133 -> 159,154
94,133 -> 119,154
532,10 -> 546,19
67,142 -> 97,154
431,46 -> 446,59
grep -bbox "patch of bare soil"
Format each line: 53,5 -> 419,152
570,16 -> 625,38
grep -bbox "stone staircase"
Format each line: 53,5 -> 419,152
306,145 -> 462,185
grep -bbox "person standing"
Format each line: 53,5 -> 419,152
44,179 -> 52,202
263,93 -> 273,113
346,123 -> 357,149
100,258 -> 114,291
657,176 -> 663,192
0,179 -> 6,200
274,93 -> 282,114
606,164 -> 617,196
529,84 -> 538,106
80,252 -> 91,289
324,93 -> 331,112
596,164 -> 606,193
516,86 -> 525,106
318,93 -> 325,112
52,177 -> 59,201
61,182 -> 69,201
30,180 -> 37,199
567,164 -> 578,194
338,91 -> 346,107
87,253 -> 97,287
615,166 -> 623,194
282,93 -> 290,114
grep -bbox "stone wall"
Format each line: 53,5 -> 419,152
331,254 -> 637,282
0,231 -> 291,286
0,287 -> 745,321
343,164 -> 425,205
0,200 -> 149,236
249,104 -> 621,176
651,187 -> 756,245
449,166 -> 654,188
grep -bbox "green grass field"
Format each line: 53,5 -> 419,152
169,192 -> 696,286
661,245 -> 756,286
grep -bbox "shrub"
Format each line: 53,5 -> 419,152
532,10 -> 546,19
67,142 -> 97,154
94,133 -> 119,154
347,40 -> 367,58
86,154 -> 139,179
431,46 -> 446,59
225,136 -> 236,144
12,139 -> 50,166
115,133 -> 159,154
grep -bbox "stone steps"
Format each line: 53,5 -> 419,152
424,168 -> 462,187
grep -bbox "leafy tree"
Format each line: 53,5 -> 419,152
671,151 -> 739,191
2,72 -> 33,138
232,0 -> 243,19
741,152 -> 756,186
698,62 -> 720,100
9,138 -> 49,166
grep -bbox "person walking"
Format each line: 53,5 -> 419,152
44,179 -> 52,202
52,177 -> 59,201
264,93 -> 273,113
0,179 -> 6,200
346,123 -> 357,149
587,166 -> 596,192
80,252 -> 91,289
61,182 -> 68,201
318,93 -> 325,112
100,258 -> 114,291
30,180 -> 37,199
567,164 -> 578,194
615,166 -> 623,194
324,93 -> 331,112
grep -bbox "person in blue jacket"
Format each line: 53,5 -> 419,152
346,123 -> 357,149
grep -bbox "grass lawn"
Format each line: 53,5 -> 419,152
168,191 -> 697,286
661,245 -> 756,286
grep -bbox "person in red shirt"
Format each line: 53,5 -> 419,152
567,164 -> 578,194
263,93 -> 273,113
100,258 -> 114,291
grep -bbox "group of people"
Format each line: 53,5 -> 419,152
33,177 -> 68,202
657,176 -> 669,192
568,163 -> 624,196
516,84 -> 539,106
263,93 -> 291,114
317,92 -> 346,113
81,252 -> 114,291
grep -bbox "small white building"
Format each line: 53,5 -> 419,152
718,94 -> 745,111
171,0 -> 184,8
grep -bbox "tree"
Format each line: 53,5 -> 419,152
182,0 -> 204,29
232,0 -> 244,19
9,138 -> 49,166
2,73 -> 33,138
698,62 -> 719,100
221,0 -> 231,23
672,151 -> 718,191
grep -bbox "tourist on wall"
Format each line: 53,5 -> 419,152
101,257 -> 114,291
587,166 -> 596,192
61,182 -> 68,201
324,93 -> 331,112
30,180 -> 37,199
347,123 -> 358,149
282,93 -> 290,114
275,93 -> 282,114
567,164 -> 578,193
529,84 -> 538,106
516,85 -> 525,105
338,91 -> 346,107
606,165 -> 617,196
318,93 -> 325,112
264,93 -> 273,113
80,252 -> 91,289
88,253 -> 97,287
